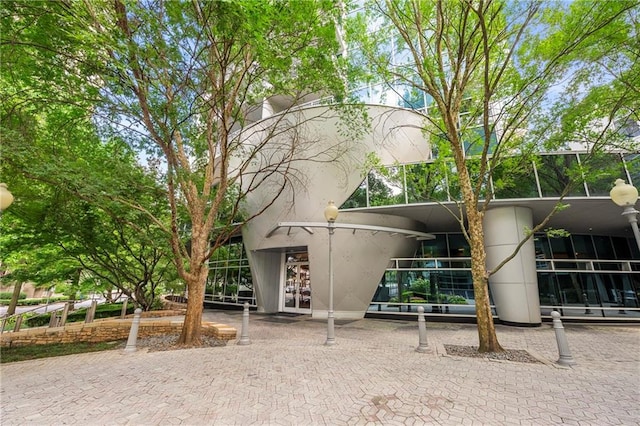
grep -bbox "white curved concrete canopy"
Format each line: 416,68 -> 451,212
236,105 -> 432,318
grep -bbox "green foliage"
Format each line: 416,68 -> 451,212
0,297 -> 66,306
446,295 -> 468,305
408,278 -> 430,298
224,284 -> 239,296
0,292 -> 26,300
22,303 -> 135,328
1,341 -> 123,363
1,0 -> 352,344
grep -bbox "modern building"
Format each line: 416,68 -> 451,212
203,98 -> 640,325
203,4 -> 640,325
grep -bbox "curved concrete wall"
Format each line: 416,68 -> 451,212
236,105 -> 430,318
484,206 -> 541,325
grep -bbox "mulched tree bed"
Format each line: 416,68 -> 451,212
444,344 -> 542,363
118,334 -> 226,352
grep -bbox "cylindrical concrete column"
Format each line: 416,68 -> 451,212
484,206 -> 541,325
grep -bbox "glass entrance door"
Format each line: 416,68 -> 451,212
283,254 -> 311,313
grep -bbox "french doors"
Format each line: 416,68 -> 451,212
283,254 -> 311,313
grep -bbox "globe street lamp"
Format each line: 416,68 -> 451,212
610,178 -> 640,252
0,183 -> 17,317
0,183 -> 14,212
324,200 -> 339,346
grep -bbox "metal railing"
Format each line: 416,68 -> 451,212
0,298 -> 126,334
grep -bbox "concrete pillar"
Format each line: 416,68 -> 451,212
484,206 -> 541,325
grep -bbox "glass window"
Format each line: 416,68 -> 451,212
534,234 -> 552,259
550,236 -> 576,266
537,272 -> 560,306
447,234 -> 470,257
420,234 -> 448,258
462,127 -> 497,157
206,238 -> 254,306
534,235 -> 552,269
405,162 -> 449,203
367,168 -> 405,206
611,237 -> 632,260
492,158 -> 539,199
571,235 -> 596,259
395,82 -> 426,110
624,153 -> 640,188
582,152 -> 626,196
593,236 -> 615,260
341,179 -> 367,209
537,154 -> 586,197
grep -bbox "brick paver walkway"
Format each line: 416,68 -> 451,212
1,310 -> 639,425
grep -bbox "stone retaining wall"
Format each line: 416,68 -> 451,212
1,318 -> 237,348
161,295 -> 188,311
124,309 -> 186,318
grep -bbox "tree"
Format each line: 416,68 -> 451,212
2,0 -> 349,344
0,121 -> 177,311
358,0 -> 639,352
0,21 -> 176,311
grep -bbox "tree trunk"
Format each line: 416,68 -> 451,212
178,271 -> 206,345
178,228 -> 209,345
467,210 -> 504,353
6,282 -> 22,316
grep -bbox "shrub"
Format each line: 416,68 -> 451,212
444,295 -> 468,304
0,297 -> 67,306
0,292 -> 27,300
408,278 -> 430,298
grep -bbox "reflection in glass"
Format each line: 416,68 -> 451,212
341,179 -> 367,209
492,158 -> 539,199
582,152 -> 625,196
537,154 -> 586,197
572,235 -> 596,259
624,153 -> 640,187
284,251 -> 311,312
206,239 -> 254,306
420,234 -> 448,258
462,127 -> 497,157
367,168 -> 405,206
405,162 -> 449,203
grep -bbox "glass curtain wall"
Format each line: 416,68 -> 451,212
371,233 -> 477,314
205,238 -> 255,306
373,233 -> 640,319
344,152 -> 636,209
534,234 -> 640,317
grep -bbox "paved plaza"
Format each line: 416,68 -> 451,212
1,310 -> 639,425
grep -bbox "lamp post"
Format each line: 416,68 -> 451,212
0,184 -> 17,317
324,200 -> 339,346
0,183 -> 14,212
610,178 -> 640,252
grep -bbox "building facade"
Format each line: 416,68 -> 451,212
203,100 -> 640,325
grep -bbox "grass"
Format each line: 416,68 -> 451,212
0,341 -> 125,363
